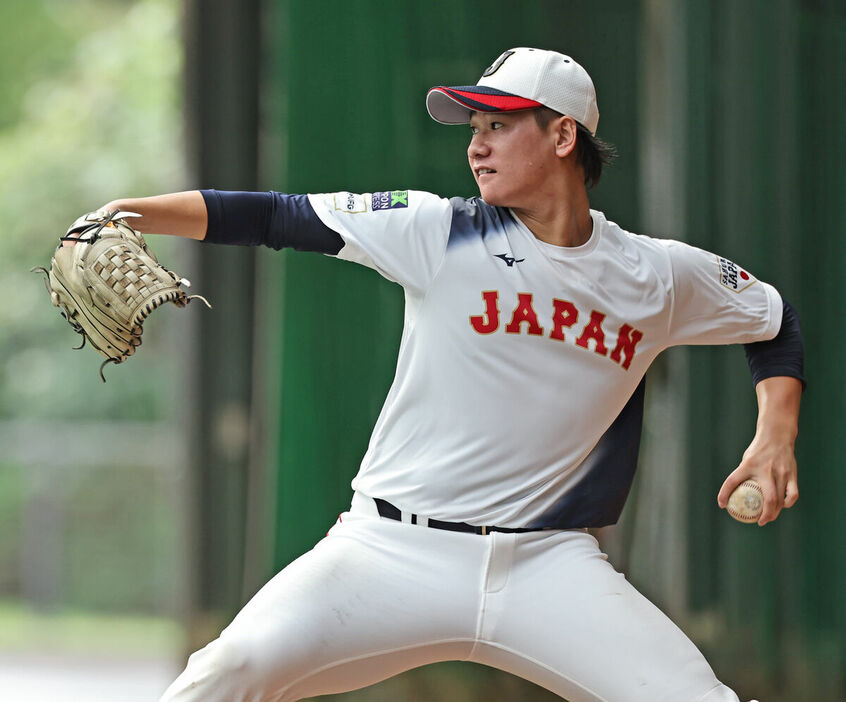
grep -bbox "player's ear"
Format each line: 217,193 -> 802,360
553,116 -> 578,159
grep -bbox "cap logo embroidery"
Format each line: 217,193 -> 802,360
482,50 -> 515,78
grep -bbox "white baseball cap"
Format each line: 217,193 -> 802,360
426,47 -> 599,135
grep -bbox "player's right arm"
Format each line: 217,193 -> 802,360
73,188 -> 453,295
102,190 -> 208,240
199,189 -> 452,296
62,190 -> 209,247
74,190 -> 343,253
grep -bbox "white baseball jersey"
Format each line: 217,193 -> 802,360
307,190 -> 782,529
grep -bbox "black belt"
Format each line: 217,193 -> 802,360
373,498 -> 542,535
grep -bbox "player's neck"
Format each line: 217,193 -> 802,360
512,183 -> 592,248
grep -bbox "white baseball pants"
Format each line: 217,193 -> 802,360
160,492 -> 741,702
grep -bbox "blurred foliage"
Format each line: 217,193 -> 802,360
0,0 -> 187,617
0,0 -> 187,420
0,465 -> 23,593
0,459 -> 182,613
63,463 -> 181,611
0,1 -> 91,131
0,597 -> 182,656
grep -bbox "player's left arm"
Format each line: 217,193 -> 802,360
717,300 -> 805,525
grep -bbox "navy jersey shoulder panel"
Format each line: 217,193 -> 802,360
448,197 -> 511,247
526,378 -> 646,530
201,189 -> 344,254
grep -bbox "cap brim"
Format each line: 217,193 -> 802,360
426,86 -> 543,124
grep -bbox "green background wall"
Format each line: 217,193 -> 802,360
679,1 -> 845,698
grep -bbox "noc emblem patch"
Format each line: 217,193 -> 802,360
716,255 -> 755,292
372,190 -> 409,211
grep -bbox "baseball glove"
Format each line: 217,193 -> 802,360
32,208 -> 210,381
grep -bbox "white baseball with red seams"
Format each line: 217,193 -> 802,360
727,480 -> 765,522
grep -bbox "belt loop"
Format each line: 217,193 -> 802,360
418,516 -> 429,527
401,511 -> 413,524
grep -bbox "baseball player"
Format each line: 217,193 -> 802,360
88,48 -> 804,702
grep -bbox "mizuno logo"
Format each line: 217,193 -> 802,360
494,253 -> 525,267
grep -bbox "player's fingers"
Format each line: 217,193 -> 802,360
767,453 -> 797,519
784,478 -> 799,508
62,232 -> 81,248
763,480 -> 788,525
717,470 -> 746,509
774,470 -> 788,509
758,475 -> 782,526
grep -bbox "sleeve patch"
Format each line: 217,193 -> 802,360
717,255 -> 756,292
372,190 -> 409,210
334,192 -> 368,213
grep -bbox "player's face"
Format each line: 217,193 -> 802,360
467,111 -> 559,208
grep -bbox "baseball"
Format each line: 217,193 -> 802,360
727,480 -> 764,523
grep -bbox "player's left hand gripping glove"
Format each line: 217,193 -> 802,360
32,209 -> 211,381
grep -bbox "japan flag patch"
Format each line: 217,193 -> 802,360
716,256 -> 756,292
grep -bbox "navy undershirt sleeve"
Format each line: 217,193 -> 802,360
744,300 -> 806,389
200,189 -> 345,255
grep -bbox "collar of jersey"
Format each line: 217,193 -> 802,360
507,208 -> 602,260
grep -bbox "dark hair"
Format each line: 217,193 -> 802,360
533,106 -> 616,188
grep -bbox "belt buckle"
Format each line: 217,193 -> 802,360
480,525 -> 488,535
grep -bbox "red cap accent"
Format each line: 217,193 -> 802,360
429,86 -> 543,114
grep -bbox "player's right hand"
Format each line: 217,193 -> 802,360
62,208 -> 114,247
